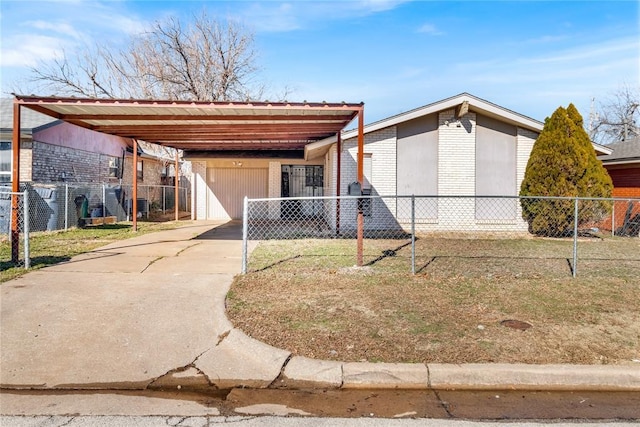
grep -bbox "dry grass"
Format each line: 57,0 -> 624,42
227,236 -> 640,365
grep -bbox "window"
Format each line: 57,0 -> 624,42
137,159 -> 143,180
108,157 -> 121,178
363,153 -> 372,190
0,142 -> 11,183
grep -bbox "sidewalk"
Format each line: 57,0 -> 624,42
1,221 -> 639,393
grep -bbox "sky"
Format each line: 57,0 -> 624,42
0,0 -> 638,126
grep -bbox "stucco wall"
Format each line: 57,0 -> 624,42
34,121 -> 128,157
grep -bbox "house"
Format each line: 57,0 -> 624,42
189,93 -> 610,234
598,137 -> 640,234
598,137 -> 640,198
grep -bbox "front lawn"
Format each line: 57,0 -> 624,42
227,236 -> 640,365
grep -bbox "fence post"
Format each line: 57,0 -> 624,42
411,194 -> 415,275
64,184 -> 69,230
241,196 -> 249,274
572,197 -> 578,278
23,189 -> 30,269
163,186 -> 166,213
102,184 -> 106,220
611,201 -> 615,237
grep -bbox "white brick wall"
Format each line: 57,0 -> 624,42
268,161 -> 281,219
438,110 -> 476,196
191,160 -> 206,220
517,128 -> 537,190
339,126 -> 397,231
436,110 -> 476,229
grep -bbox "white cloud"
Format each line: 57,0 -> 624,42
417,23 -> 444,35
0,34 -> 65,67
237,0 -> 411,33
26,20 -> 83,39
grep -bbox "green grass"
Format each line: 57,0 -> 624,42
0,220 -> 189,283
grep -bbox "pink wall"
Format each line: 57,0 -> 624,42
33,122 -> 130,157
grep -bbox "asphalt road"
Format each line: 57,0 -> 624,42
2,389 -> 639,425
2,416 -> 640,427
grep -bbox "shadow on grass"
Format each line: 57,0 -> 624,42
251,255 -> 302,272
415,255 -> 574,277
365,240 -> 414,267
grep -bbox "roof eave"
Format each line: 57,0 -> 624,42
340,93 -> 543,140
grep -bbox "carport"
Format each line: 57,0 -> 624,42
10,96 -> 366,263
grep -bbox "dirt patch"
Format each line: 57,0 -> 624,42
227,237 -> 640,365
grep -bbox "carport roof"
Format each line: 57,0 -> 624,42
13,95 -> 363,151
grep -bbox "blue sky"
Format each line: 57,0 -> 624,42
1,0 -> 638,125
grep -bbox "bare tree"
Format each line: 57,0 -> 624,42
28,11 -> 264,101
590,84 -> 640,144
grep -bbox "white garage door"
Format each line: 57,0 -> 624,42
207,168 -> 268,219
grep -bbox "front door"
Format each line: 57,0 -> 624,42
281,165 -> 323,218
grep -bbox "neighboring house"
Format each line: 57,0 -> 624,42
189,93 -> 609,233
598,137 -> 640,234
598,137 -> 640,199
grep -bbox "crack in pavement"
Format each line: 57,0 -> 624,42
266,354 -> 293,389
57,415 -> 76,427
147,347 -> 215,390
215,330 -> 231,347
140,256 -> 164,273
176,243 -> 201,257
426,363 -> 454,418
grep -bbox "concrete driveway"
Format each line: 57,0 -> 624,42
0,221 -> 289,390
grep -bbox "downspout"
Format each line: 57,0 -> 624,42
11,100 -> 21,263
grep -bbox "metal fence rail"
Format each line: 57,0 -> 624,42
242,195 -> 640,277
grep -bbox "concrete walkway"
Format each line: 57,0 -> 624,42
1,221 -> 639,393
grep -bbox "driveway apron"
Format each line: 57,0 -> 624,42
0,221 -> 240,389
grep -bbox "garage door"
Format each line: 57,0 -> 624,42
207,168 -> 268,219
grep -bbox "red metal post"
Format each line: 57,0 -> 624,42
11,101 -> 21,263
356,108 -> 364,266
132,139 -> 138,232
174,149 -> 179,221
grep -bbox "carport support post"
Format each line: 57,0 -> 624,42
11,101 -> 21,263
356,108 -> 364,267
174,149 -> 179,221
132,139 -> 138,232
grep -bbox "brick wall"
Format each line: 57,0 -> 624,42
191,160 -> 207,220
341,126 -> 397,230
342,126 -> 397,195
31,140 -> 116,183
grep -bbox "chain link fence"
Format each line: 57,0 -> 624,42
0,189 -> 29,268
242,195 -> 640,277
0,182 -> 190,233
1,182 -> 190,270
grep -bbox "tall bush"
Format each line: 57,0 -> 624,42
520,104 -> 613,236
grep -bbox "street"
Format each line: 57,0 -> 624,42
1,389 -> 638,426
